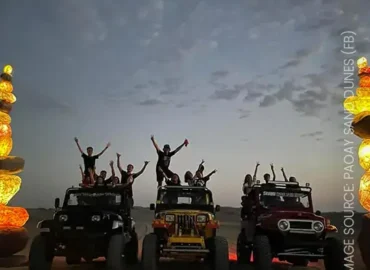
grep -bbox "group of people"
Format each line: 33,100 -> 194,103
242,162 -> 298,195
74,135 -> 218,207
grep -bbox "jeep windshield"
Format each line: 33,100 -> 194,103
64,190 -> 122,208
259,190 -> 311,209
155,186 -> 215,212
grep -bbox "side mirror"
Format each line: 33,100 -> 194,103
215,205 -> 221,212
315,210 -> 321,216
149,203 -> 155,210
54,198 -> 60,209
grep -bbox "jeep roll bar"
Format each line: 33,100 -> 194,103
251,180 -> 312,192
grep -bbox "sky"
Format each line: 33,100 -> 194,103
1,0 -> 370,211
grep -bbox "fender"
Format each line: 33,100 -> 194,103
37,219 -> 54,232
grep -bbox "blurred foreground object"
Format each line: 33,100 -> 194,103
345,57 -> 370,269
0,65 -> 28,260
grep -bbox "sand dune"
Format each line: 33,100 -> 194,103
1,208 -> 366,270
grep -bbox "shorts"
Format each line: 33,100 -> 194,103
156,167 -> 174,185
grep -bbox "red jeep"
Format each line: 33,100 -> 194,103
237,181 -> 344,270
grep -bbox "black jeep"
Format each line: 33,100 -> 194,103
28,185 -> 138,270
237,180 -> 344,270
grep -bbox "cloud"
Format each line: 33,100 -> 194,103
244,91 -> 263,102
300,131 -> 323,138
259,95 -> 277,107
237,109 -> 251,119
160,77 -> 183,95
138,98 -> 164,106
211,70 -> 229,80
295,18 -> 336,32
210,88 -> 241,101
278,48 -> 317,70
134,84 -> 148,89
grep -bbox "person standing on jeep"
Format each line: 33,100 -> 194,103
151,135 -> 188,186
117,153 -> 149,208
281,167 -> 299,183
243,162 -> 260,194
74,137 -> 111,177
194,161 -> 217,187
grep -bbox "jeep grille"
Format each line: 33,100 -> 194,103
176,214 -> 196,235
289,221 -> 312,230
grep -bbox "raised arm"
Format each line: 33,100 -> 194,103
253,162 -> 260,181
110,160 -> 115,177
281,167 -> 288,182
74,137 -> 85,155
270,163 -> 276,181
204,169 -> 217,181
116,153 -> 123,172
198,159 -> 205,170
97,142 -> 111,157
171,139 -> 187,155
151,135 -> 161,152
134,161 -> 150,178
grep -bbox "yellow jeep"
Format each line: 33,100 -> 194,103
141,186 -> 229,270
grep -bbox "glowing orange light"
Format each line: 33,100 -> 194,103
359,140 -> 370,170
359,171 -> 370,211
0,136 -> 12,157
358,57 -> 368,69
0,175 -> 21,205
0,81 -> 13,93
0,91 -> 16,104
357,88 -> 370,97
2,65 -> 13,76
0,204 -> 28,227
359,76 -> 370,88
343,96 -> 370,115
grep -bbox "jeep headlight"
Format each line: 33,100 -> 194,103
91,215 -> 101,222
165,214 -> 175,222
197,214 -> 207,223
277,219 -> 290,231
312,221 -> 324,232
59,214 -> 68,222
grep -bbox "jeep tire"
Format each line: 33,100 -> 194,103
324,237 -> 345,270
237,232 -> 251,264
125,230 -> 139,265
141,234 -> 159,270
253,235 -> 273,270
29,234 -> 53,270
106,234 -> 125,270
210,236 -> 229,270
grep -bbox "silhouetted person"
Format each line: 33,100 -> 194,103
151,135 -> 188,186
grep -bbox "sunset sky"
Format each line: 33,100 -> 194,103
2,0 -> 370,210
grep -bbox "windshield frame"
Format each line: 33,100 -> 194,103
63,187 -> 124,209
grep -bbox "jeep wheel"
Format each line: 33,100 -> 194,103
253,235 -> 272,270
106,234 -> 125,270
237,232 -> 251,264
66,256 -> 81,265
141,234 -> 158,270
125,231 -> 139,265
29,234 -> 53,270
324,237 -> 345,270
210,236 -> 229,270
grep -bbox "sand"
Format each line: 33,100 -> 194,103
0,208 -> 365,270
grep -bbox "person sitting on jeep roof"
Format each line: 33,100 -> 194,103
263,163 -> 276,183
242,162 -> 260,194
151,135 -> 188,187
194,161 -> 217,187
117,153 -> 149,208
74,137 -> 111,178
184,171 -> 195,186
79,164 -> 93,186
159,167 -> 181,186
104,160 -> 116,184
281,167 -> 299,184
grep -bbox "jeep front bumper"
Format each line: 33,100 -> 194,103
163,236 -> 208,254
